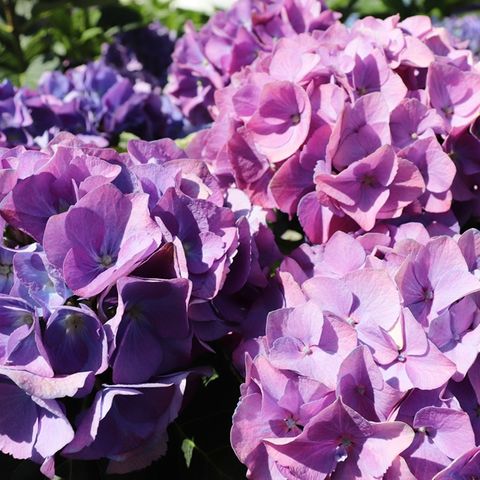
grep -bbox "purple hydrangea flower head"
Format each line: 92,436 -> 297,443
193,10 -> 480,240
440,14 -> 480,56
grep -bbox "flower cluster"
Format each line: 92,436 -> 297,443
441,14 -> 480,56
0,133 -> 281,477
232,225 -> 480,478
192,14 -> 480,242
166,0 -> 339,125
0,24 -> 184,149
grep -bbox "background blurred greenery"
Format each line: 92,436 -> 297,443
0,0 -> 207,86
0,0 -> 479,87
329,0 -> 480,21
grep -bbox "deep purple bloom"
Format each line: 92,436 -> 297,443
43,305 -> 108,376
63,371 -> 202,474
107,277 -> 192,383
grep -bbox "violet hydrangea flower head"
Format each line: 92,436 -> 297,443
1,21 -> 186,150
233,222 -> 480,477
166,0 -> 338,124
0,132 -> 275,477
440,14 -> 480,57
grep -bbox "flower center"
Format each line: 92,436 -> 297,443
442,105 -> 454,118
341,437 -> 353,447
362,174 -> 376,187
0,263 -> 12,276
20,313 -> 33,327
283,417 -> 301,432
422,287 -> 434,301
356,384 -> 366,395
416,426 -> 429,436
99,254 -> 115,268
397,352 -> 406,362
290,113 -> 301,125
64,314 -> 84,334
301,345 -> 313,356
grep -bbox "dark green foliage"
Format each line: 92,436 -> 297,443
0,0 -> 207,85
328,0 -> 480,20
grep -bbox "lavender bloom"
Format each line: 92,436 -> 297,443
441,14 -> 480,56
265,397 -> 413,479
0,131 -> 275,477
167,0 -> 338,124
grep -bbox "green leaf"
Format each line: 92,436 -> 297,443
181,438 -> 195,468
175,131 -> 197,150
23,56 -> 59,88
117,132 -> 140,152
79,26 -> 103,43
